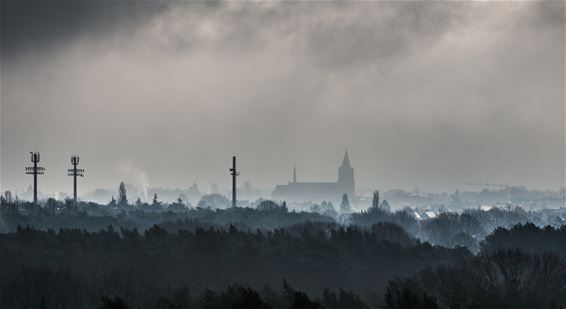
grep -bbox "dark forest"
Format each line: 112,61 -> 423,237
1,196 -> 565,309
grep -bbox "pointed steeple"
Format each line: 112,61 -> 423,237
293,163 -> 297,183
341,150 -> 351,168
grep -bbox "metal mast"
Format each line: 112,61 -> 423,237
67,155 -> 85,204
25,152 -> 44,205
229,156 -> 240,207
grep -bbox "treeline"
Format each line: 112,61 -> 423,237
384,223 -> 566,309
1,222 -> 565,308
385,250 -> 566,309
3,197 -> 562,253
351,206 -> 558,251
0,222 -> 470,308
0,199 -> 332,233
5,250 -> 562,309
2,273 -> 366,309
481,223 -> 566,257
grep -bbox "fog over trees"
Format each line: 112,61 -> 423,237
0,192 -> 565,308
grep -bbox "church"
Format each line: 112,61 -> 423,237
272,151 -> 355,203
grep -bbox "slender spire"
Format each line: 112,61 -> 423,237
293,163 -> 297,183
341,150 -> 351,168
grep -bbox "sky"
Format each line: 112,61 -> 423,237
1,1 -> 564,199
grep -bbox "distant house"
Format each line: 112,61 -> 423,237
413,208 -> 437,220
425,210 -> 437,219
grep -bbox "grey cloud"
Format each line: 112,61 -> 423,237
0,1 -> 169,57
0,1 -> 563,196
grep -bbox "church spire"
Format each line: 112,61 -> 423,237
293,163 -> 297,183
341,150 -> 351,168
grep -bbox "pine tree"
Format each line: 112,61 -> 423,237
152,193 -> 161,206
340,193 -> 350,213
4,191 -> 12,203
118,182 -> 128,206
372,191 -> 380,209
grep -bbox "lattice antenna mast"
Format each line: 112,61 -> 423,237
25,152 -> 45,205
68,155 -> 85,204
229,156 -> 240,207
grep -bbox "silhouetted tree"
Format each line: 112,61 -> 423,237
371,222 -> 416,246
384,279 -> 438,309
225,286 -> 271,309
257,200 -> 287,212
372,190 -> 380,209
168,196 -> 188,213
155,286 -> 191,309
152,193 -> 160,206
108,196 -> 117,207
46,198 -> 58,214
323,288 -> 368,309
100,296 -> 129,309
291,291 -> 324,309
1,264 -> 83,309
197,194 -> 230,209
388,249 -> 566,309
4,190 -> 12,203
481,223 -> 566,257
282,280 -> 324,309
118,182 -> 128,206
340,193 -> 351,213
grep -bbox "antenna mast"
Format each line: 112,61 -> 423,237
229,156 -> 240,207
25,152 -> 45,205
68,155 -> 85,205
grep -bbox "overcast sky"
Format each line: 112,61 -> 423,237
1,1 -> 564,198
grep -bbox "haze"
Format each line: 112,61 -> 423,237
1,1 -> 564,197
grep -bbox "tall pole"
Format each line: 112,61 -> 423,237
25,152 -> 44,205
68,155 -> 84,205
73,157 -> 77,202
232,156 -> 236,207
229,156 -> 239,207
33,158 -> 38,204
74,163 -> 77,202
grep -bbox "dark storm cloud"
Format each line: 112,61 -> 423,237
0,1 -> 465,63
1,1 -> 168,57
3,1 -> 559,65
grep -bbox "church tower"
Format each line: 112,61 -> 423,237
338,150 -> 355,198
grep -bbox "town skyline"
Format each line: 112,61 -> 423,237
3,149 -> 564,205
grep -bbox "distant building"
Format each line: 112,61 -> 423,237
413,208 -> 437,220
272,151 -> 355,203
